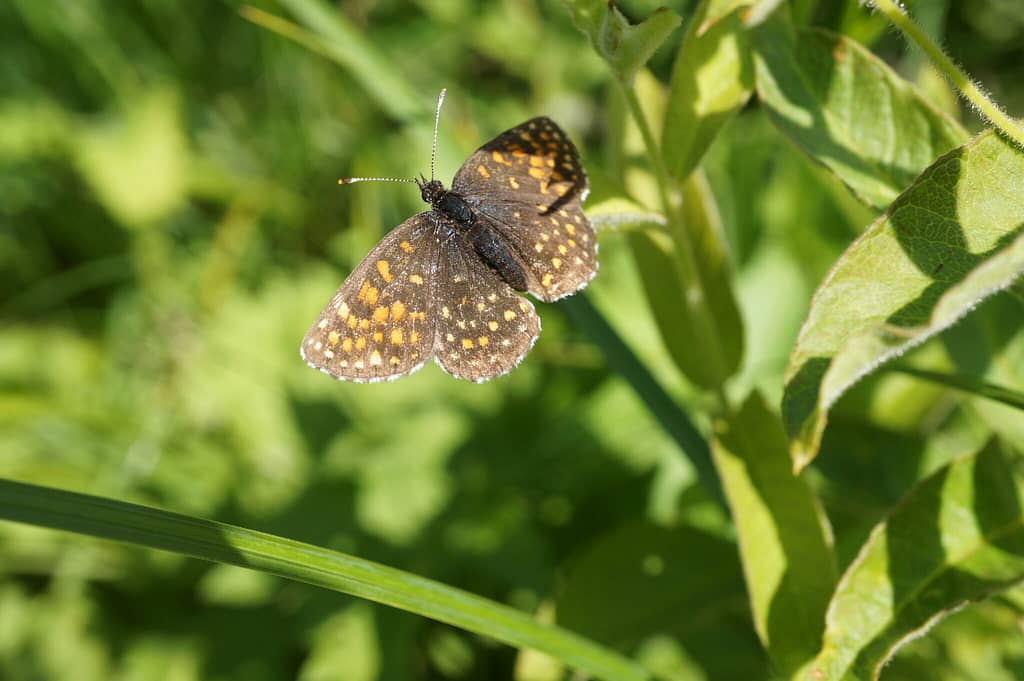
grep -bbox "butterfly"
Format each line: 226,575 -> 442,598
301,91 -> 598,383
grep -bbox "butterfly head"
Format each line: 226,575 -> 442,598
417,176 -> 447,206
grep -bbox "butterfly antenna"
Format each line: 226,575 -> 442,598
430,88 -> 447,182
338,89 -> 447,187
338,176 -> 417,185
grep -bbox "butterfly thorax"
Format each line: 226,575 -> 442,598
418,178 -> 529,292
419,179 -> 471,224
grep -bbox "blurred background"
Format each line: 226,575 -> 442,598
2,1 -> 1023,679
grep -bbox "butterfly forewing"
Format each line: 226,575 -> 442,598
301,214 -> 439,382
452,116 -> 598,302
432,234 -> 541,382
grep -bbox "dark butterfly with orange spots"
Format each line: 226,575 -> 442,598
301,92 -> 598,383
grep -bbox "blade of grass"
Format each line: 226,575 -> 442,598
560,295 -> 723,508
242,2 -> 421,121
887,366 -> 1024,411
0,478 -> 649,681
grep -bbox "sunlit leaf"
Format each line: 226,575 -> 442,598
663,5 -> 754,180
561,0 -> 682,83
783,129 -> 1024,470
809,440 -> 1024,681
711,391 -> 835,676
753,13 -> 968,208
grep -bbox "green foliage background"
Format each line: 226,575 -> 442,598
1,1 -> 1022,680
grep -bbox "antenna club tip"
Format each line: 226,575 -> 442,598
338,178 -> 355,184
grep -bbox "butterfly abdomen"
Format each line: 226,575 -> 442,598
469,223 -> 530,292
435,189 -> 530,292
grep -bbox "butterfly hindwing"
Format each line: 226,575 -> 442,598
451,116 -> 598,302
301,214 -> 439,382
432,232 -> 541,382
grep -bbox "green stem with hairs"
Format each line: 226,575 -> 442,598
869,0 -> 1024,148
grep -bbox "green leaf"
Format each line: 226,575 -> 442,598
629,171 -> 744,389
73,90 -> 188,228
809,440 -> 1024,681
0,479 -> 649,681
783,129 -> 1024,470
561,1 -> 682,83
663,5 -> 754,180
557,521 -> 766,679
710,392 -> 836,677
753,14 -> 968,209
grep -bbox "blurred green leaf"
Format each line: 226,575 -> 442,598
299,604 -> 379,681
663,5 -> 754,181
809,440 -> 1024,681
629,171 -> 743,389
710,391 -> 835,677
562,1 -> 682,83
783,129 -> 1024,470
272,0 -> 423,121
753,13 -> 968,208
0,479 -> 650,681
73,89 -> 188,228
557,521 -> 762,678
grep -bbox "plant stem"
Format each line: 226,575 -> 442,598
869,0 -> 1024,148
0,479 -> 649,681
617,81 -> 731,401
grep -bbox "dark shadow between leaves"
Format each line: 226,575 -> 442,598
781,355 -> 830,441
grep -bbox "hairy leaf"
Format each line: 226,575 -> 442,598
809,441 -> 1024,681
783,129 -> 1024,470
